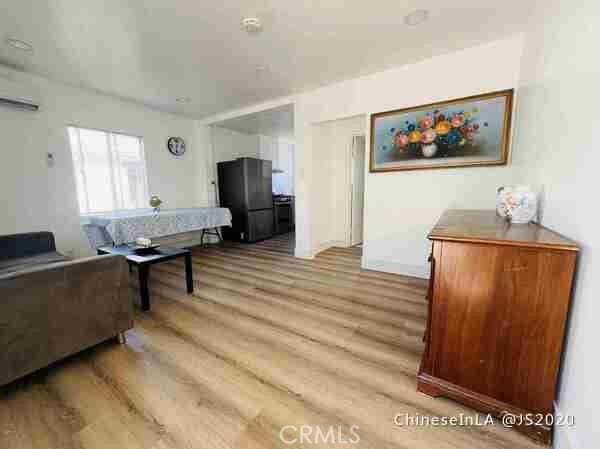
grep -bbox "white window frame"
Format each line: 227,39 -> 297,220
68,125 -> 150,215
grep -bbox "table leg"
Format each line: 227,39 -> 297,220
138,265 -> 150,311
215,227 -> 223,246
185,253 -> 194,294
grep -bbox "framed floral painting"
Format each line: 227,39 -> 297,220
369,89 -> 514,172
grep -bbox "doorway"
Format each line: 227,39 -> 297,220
210,103 -> 296,252
349,135 -> 366,246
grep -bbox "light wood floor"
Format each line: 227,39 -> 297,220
0,236 -> 541,449
243,232 -> 295,255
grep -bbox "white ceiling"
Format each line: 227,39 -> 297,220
1,1 -> 537,119
215,103 -> 294,139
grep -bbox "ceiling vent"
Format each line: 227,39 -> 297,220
0,77 -> 40,111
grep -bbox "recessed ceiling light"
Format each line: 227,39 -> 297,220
404,9 -> 429,26
242,17 -> 262,34
176,97 -> 191,103
5,37 -> 33,52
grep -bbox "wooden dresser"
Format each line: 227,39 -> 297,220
418,210 -> 578,444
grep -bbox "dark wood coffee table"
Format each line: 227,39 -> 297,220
97,245 -> 193,311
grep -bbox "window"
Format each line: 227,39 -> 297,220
68,126 -> 149,214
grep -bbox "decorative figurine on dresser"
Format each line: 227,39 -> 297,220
418,209 -> 579,445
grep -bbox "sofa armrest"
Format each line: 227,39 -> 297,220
0,232 -> 57,261
0,254 -> 133,386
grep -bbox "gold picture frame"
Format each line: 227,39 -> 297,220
369,89 -> 514,172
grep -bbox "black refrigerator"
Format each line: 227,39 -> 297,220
217,158 -> 274,243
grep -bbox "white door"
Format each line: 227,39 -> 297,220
350,135 -> 366,246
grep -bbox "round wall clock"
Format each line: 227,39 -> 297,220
167,137 -> 186,156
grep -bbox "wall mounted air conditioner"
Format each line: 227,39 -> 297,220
0,77 -> 40,111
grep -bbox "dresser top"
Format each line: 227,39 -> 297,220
429,210 -> 579,251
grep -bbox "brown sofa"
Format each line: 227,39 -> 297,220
0,232 -> 133,386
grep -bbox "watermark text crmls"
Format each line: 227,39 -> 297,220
279,425 -> 360,445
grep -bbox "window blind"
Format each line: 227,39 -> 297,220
68,126 -> 149,214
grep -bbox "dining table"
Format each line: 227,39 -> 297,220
84,207 -> 232,246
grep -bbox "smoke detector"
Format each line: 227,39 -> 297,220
404,9 -> 429,26
242,17 -> 262,34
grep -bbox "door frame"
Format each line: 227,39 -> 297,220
346,133 -> 366,247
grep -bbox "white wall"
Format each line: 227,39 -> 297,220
512,2 -> 600,448
0,67 -> 211,257
276,138 -> 295,195
259,135 -> 295,195
292,35 -> 525,269
211,126 -> 260,163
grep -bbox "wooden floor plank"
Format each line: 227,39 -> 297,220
176,259 -> 427,318
147,273 -> 422,374
46,358 -> 169,449
218,245 -> 427,289
160,262 -> 427,332
155,264 -> 426,350
0,375 -> 86,449
200,247 -> 427,296
142,290 -> 533,449
189,254 -> 427,308
199,249 -> 426,300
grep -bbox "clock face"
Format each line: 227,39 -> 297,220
167,137 -> 186,156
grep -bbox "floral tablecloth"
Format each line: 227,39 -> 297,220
85,208 -> 232,245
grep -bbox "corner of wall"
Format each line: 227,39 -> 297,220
294,247 -> 315,259
361,257 -> 429,279
553,401 -> 580,449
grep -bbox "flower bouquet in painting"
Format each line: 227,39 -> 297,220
370,90 -> 513,172
391,108 -> 484,159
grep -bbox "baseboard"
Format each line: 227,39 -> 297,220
553,401 -> 579,449
322,240 -> 348,251
301,240 -> 347,258
362,258 -> 429,279
294,247 -> 314,259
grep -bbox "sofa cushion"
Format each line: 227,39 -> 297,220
0,252 -> 69,275
0,232 -> 57,260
